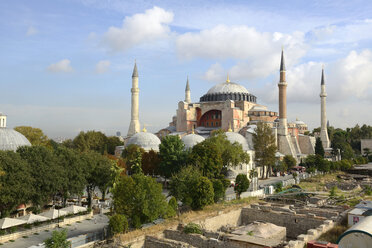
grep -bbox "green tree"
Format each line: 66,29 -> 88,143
191,177 -> 214,210
283,155 -> 297,170
142,150 -> 160,175
158,135 -> 187,179
82,151 -> 114,208
122,144 -> 144,175
189,131 -> 249,179
112,174 -> 168,227
253,122 -> 277,179
234,174 -> 250,199
0,151 -> 33,217
14,126 -> 50,147
17,146 -> 64,210
73,131 -> 108,153
44,229 -> 71,248
169,166 -> 214,210
109,214 -> 128,234
106,136 -> 124,155
315,137 -> 325,157
54,147 -> 86,206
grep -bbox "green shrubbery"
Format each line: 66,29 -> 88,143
234,174 -> 250,198
109,214 -> 128,234
183,223 -> 203,234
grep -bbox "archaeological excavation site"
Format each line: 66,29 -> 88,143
143,202 -> 345,248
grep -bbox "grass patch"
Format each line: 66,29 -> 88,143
33,233 -> 39,235
76,221 -> 82,223
9,240 -> 15,242
44,230 -> 49,232
22,235 -> 29,238
66,224 -> 71,226
318,224 -> 348,243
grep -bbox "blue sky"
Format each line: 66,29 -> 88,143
1,0 -> 372,138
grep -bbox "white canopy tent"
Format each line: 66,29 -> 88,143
0,217 -> 27,229
17,214 -> 50,224
59,205 -> 87,215
39,209 -> 67,219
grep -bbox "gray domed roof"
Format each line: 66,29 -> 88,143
182,133 -> 205,149
126,131 -> 161,152
207,81 -> 249,95
0,128 -> 31,151
225,132 -> 249,151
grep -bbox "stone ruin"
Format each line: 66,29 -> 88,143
144,202 -> 345,248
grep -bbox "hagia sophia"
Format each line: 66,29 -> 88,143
117,49 -> 332,179
0,49 -> 332,180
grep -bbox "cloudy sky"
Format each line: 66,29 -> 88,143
1,0 -> 372,138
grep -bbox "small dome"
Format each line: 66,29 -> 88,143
295,120 -> 306,125
182,133 -> 205,149
250,105 -> 267,111
207,81 -> 249,95
0,128 -> 31,151
126,132 -> 161,152
225,132 -> 249,151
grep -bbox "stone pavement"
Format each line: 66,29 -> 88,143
2,214 -> 108,248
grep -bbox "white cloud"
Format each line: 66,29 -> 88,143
95,60 -> 111,74
102,6 -> 173,53
330,50 -> 372,99
26,26 -> 38,36
180,25 -> 307,81
203,63 -> 225,82
47,59 -> 73,73
260,50 -> 372,105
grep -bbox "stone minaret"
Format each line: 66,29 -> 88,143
320,67 -> 330,148
185,76 -> 191,103
127,62 -> 140,136
278,48 -> 288,135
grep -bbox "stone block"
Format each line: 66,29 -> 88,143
307,229 -> 318,236
297,234 -> 309,242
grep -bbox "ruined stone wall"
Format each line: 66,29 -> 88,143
144,236 -> 194,248
193,209 -> 242,231
163,230 -> 239,248
241,206 -> 326,238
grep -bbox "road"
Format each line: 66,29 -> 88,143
3,214 -> 108,248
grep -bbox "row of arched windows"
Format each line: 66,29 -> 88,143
200,93 -> 257,103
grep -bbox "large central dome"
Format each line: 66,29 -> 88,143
207,81 -> 250,95
200,77 -> 257,103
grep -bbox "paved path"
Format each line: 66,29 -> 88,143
3,214 -> 108,248
225,174 -> 296,199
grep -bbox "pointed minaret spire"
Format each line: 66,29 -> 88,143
185,76 -> 191,103
132,60 -> 138,78
280,47 -> 286,71
321,65 -> 325,85
127,61 -> 141,136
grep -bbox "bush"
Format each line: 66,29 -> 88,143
183,223 -> 203,235
275,182 -> 283,193
169,166 -> 214,210
211,179 -> 225,203
191,177 -> 214,210
365,186 -> 372,196
234,174 -> 250,198
109,214 -> 128,234
330,186 -> 337,198
131,215 -> 141,229
165,197 -> 177,218
44,229 -> 71,248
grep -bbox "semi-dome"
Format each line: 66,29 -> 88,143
126,131 -> 161,152
200,77 -> 257,103
182,133 -> 205,149
0,128 -> 31,151
225,131 -> 249,151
